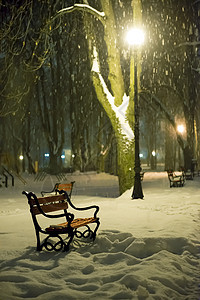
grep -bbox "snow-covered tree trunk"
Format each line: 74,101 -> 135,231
91,68 -> 135,194
81,0 -> 144,194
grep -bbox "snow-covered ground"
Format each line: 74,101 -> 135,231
0,171 -> 199,299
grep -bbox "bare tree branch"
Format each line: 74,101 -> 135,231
192,0 -> 200,5
140,91 -> 186,150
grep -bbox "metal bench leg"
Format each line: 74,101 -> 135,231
63,231 -> 74,252
36,230 -> 42,251
91,220 -> 100,241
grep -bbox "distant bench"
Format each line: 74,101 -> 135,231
41,181 -> 75,197
23,190 -> 100,252
184,170 -> 194,180
167,171 -> 185,188
140,172 -> 145,181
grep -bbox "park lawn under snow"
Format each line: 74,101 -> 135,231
0,171 -> 199,299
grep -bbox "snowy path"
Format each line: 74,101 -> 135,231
0,172 -> 199,299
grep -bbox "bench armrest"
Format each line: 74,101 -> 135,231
41,183 -> 60,196
57,190 -> 100,219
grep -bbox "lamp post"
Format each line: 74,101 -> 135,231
177,124 -> 185,169
126,28 -> 144,199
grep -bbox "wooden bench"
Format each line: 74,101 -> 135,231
140,172 -> 145,181
22,190 -> 100,252
184,170 -> 194,180
167,171 -> 185,188
41,181 -> 75,197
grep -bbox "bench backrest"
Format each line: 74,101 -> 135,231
55,182 -> 74,197
57,183 -> 73,192
29,194 -> 68,216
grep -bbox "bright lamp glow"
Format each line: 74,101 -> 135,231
19,155 -> 24,160
126,28 -> 145,46
177,124 -> 185,134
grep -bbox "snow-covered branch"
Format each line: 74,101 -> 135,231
192,67 -> 200,73
55,4 -> 105,22
177,41 -> 200,47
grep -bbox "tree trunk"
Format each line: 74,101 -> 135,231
82,1 -> 142,194
92,73 -> 134,194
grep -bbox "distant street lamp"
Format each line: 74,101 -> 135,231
126,28 -> 144,199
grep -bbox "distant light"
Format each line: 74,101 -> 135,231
139,153 -> 143,158
152,151 -> 156,157
126,28 -> 145,46
61,155 -> 65,159
72,154 -> 75,158
44,153 -> 49,157
177,124 -> 185,134
19,155 -> 24,160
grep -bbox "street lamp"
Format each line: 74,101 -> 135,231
126,28 -> 144,199
177,124 -> 185,134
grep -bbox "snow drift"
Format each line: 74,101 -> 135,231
0,172 -> 199,299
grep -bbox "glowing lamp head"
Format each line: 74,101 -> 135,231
177,124 -> 185,134
126,28 -> 145,46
